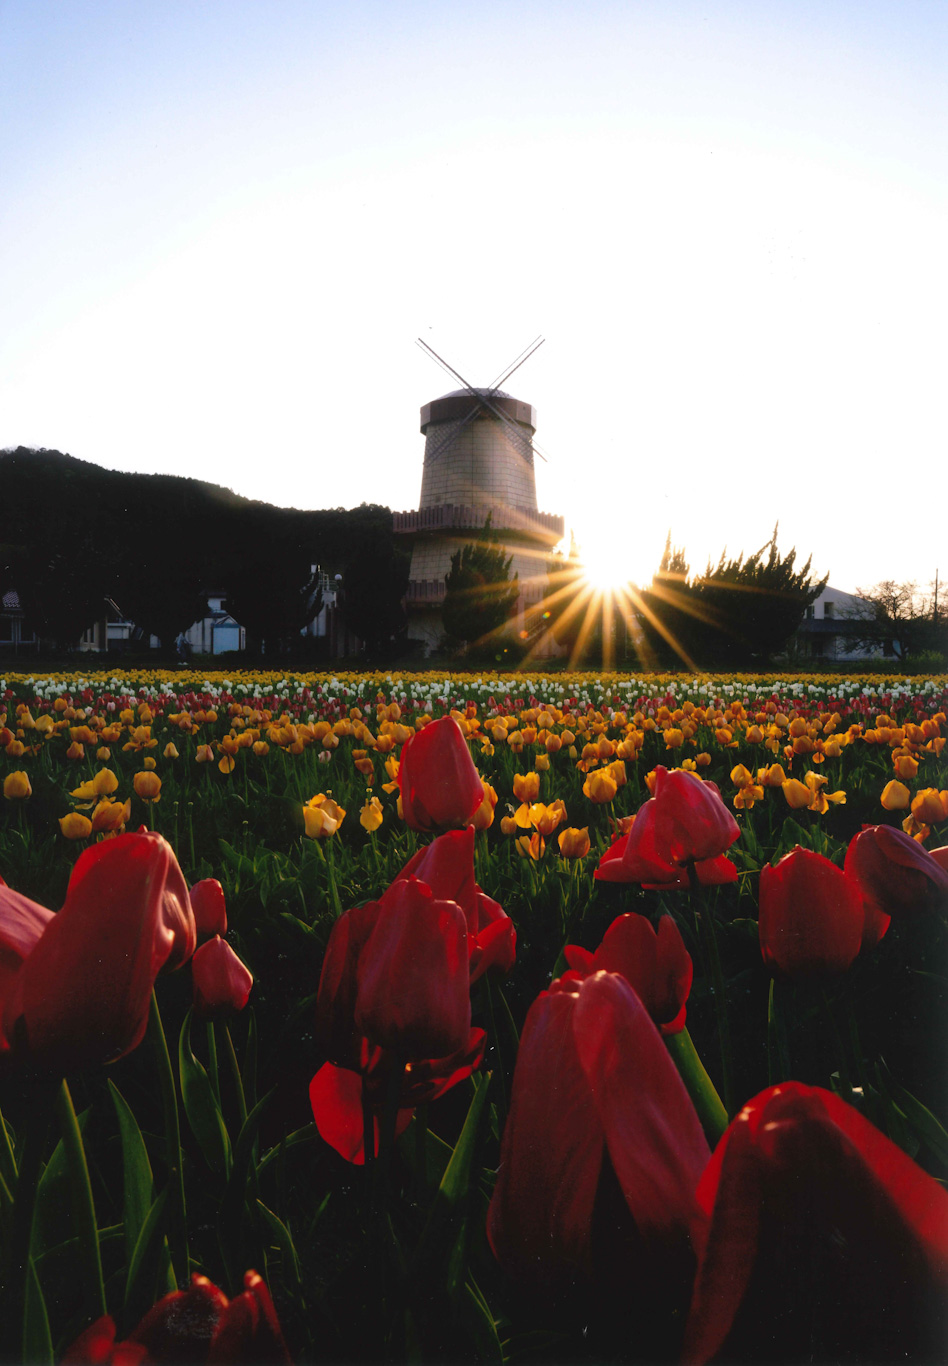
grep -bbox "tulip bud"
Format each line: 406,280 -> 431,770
759,847 -> 865,976
583,769 -> 618,804
880,779 -> 911,811
3,771 -> 31,800
190,878 -> 227,939
133,771 -> 162,803
59,812 -> 93,840
192,936 -> 253,1018
558,826 -> 591,858
512,771 -> 541,804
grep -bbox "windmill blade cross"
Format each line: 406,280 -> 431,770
415,338 -> 548,463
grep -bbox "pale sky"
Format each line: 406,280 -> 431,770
2,1 -> 945,593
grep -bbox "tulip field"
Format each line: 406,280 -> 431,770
1,667 -> 947,1364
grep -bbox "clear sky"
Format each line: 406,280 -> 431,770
2,1 -> 945,594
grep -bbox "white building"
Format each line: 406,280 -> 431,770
796,586 -> 884,660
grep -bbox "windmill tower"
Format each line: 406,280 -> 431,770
394,341 -> 564,653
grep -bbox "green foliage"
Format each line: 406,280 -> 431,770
442,517 -> 519,653
642,525 -> 826,666
846,579 -> 948,662
0,449 -> 397,657
343,534 -> 409,655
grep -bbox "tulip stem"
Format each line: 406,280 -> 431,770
482,977 -> 508,1126
687,862 -> 735,1119
844,981 -> 872,1107
2,1081 -> 54,1362
55,1079 -> 107,1322
148,991 -> 189,1286
325,839 -> 343,920
222,1025 -> 247,1128
206,1022 -> 221,1107
820,987 -> 855,1103
665,1028 -> 728,1145
414,1103 -> 428,1199
362,1083 -> 376,1174
767,977 -> 791,1085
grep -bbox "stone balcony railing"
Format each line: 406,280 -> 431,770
393,503 -> 563,541
405,579 -> 547,605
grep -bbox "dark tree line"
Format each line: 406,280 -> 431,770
0,448 -> 406,656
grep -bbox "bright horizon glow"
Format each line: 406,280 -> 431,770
2,2 -> 946,596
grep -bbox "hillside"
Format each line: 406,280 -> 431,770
0,447 -> 401,650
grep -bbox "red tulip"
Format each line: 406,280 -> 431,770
759,847 -> 865,977
354,877 -> 471,1059
486,971 -> 710,1287
191,936 -> 253,1019
397,716 -> 485,832
317,875 -> 471,1064
309,1027 -> 486,1164
0,882 -> 54,1000
62,1269 -> 291,1363
315,899 -> 383,1070
595,798 -> 738,889
190,878 -> 228,940
2,832 -> 196,1072
683,1083 -> 948,1364
652,767 -> 740,865
845,826 -> 948,941
564,913 -> 692,1034
396,828 -> 516,980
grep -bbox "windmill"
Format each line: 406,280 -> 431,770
394,339 -> 564,653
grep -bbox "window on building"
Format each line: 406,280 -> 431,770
823,601 -> 835,618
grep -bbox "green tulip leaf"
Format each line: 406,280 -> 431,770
23,1258 -> 53,1366
123,1188 -> 169,1313
413,1071 -> 492,1296
178,1010 -> 232,1179
108,1081 -> 155,1262
32,1109 -> 90,1258
255,1198 -> 301,1290
878,1060 -> 948,1168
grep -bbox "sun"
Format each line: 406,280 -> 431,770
578,541 -> 640,592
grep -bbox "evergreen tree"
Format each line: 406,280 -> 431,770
442,517 -> 519,653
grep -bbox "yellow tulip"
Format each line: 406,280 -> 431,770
730,764 -> 754,788
91,798 -> 131,833
500,815 -> 518,836
515,832 -> 544,860
893,754 -> 919,781
534,753 -> 551,772
880,780 -> 911,811
664,728 -> 684,749
253,741 -> 270,757
303,794 -> 346,838
360,797 -> 384,832
513,772 -> 540,803
911,789 -> 947,825
164,743 -> 180,759
133,771 -> 162,803
143,755 -> 157,771
558,827 -> 591,858
3,771 -> 31,800
218,755 -> 236,775
472,781 -> 498,831
195,744 -> 214,763
96,747 -> 112,762
59,812 -> 93,839
758,763 -> 788,788
66,741 -> 84,761
781,779 -> 812,810
583,769 -> 618,804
